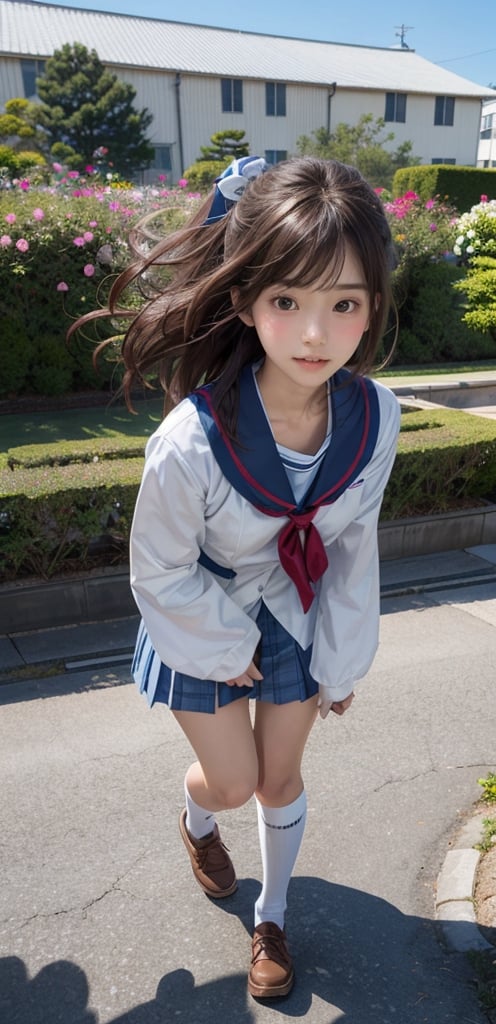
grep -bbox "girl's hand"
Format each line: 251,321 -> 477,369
319,691 -> 355,719
225,660 -> 264,688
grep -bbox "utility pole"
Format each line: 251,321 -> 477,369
394,24 -> 414,49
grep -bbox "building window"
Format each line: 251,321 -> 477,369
140,145 -> 173,184
481,113 -> 495,139
221,78 -> 243,113
434,96 -> 455,126
431,158 -> 456,165
385,92 -> 406,123
266,82 -> 286,117
265,150 -> 288,165
21,58 -> 45,98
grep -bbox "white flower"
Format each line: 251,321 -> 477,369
453,244 -> 462,255
466,245 -> 474,253
467,229 -> 475,238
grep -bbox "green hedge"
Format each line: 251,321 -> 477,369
382,406 -> 496,519
1,405 -> 496,581
392,165 -> 496,212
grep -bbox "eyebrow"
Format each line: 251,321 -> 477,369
334,283 -> 368,290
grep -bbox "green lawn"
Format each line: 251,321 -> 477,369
376,360 -> 496,378
0,398 -> 164,453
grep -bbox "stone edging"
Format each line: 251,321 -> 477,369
436,810 -> 495,952
1,505 -> 496,634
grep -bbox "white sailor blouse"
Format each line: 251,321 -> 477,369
130,365 -> 401,705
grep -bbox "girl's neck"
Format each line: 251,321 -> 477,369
255,363 -> 329,455
255,362 -> 328,420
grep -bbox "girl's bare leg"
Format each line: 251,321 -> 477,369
173,696 -> 259,812
252,695 -> 319,928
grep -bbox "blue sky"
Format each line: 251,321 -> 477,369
33,0 -> 496,89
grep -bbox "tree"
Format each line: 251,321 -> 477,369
198,130 -> 249,162
0,98 -> 40,147
296,115 -> 419,190
35,42 -> 154,177
183,130 -> 251,191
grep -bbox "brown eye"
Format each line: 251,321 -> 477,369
334,299 -> 357,313
274,296 -> 296,311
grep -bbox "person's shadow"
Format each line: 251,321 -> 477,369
1,877 -> 493,1024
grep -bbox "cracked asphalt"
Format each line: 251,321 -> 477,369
1,577 -> 496,1023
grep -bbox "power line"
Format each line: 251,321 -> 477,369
436,47 -> 496,65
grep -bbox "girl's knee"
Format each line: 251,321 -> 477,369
213,777 -> 257,809
256,775 -> 303,807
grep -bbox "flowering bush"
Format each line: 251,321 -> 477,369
382,190 -> 458,271
380,190 -> 493,365
453,197 -> 496,262
451,197 -> 496,342
0,165 -> 201,397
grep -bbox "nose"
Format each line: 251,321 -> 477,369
302,314 -> 326,347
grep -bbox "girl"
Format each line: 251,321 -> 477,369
99,157 -> 400,998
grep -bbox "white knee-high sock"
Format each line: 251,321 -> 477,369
254,790 -> 307,930
184,782 -> 217,840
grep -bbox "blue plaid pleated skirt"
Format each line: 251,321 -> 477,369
132,601 -> 319,714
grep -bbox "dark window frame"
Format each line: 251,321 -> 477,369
266,82 -> 286,117
221,78 -> 243,113
385,92 -> 407,123
434,96 -> 455,126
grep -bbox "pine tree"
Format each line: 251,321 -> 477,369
35,42 -> 154,177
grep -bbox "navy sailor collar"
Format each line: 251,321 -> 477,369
190,363 -> 380,610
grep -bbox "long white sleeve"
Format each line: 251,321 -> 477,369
311,385 -> 401,702
130,427 -> 260,680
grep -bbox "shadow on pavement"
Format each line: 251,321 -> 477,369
0,877 -> 484,1024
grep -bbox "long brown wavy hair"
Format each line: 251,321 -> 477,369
71,157 -> 395,430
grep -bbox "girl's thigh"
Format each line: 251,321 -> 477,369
253,696 -> 319,805
172,696 -> 259,801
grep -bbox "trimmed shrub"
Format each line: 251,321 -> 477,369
392,165 -> 496,212
391,262 -> 494,365
2,405 -> 496,581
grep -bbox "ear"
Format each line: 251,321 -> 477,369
230,287 -> 254,327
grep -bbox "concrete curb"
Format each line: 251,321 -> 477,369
436,811 -> 495,952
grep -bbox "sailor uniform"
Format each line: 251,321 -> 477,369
131,364 -> 400,712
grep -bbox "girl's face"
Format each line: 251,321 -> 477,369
237,247 -> 372,396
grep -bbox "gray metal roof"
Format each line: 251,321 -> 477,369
1,0 -> 495,98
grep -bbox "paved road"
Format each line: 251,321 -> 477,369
1,580 -> 496,1024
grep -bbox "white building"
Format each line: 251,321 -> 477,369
1,0 -> 495,183
478,99 -> 496,168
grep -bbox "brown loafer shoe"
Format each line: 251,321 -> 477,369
179,809 -> 237,898
248,921 -> 294,998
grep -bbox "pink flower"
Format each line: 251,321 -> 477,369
108,200 -> 120,211
429,223 -> 438,231
83,263 -> 95,277
403,190 -> 419,200
158,174 -> 167,182
5,213 -> 16,224
89,220 -> 98,227
85,165 -> 95,174
73,236 -> 85,247
57,281 -> 69,292
480,194 -> 488,203
67,171 -> 79,180
177,178 -> 188,188
32,207 -> 45,221
52,162 -> 63,173
0,234 -> 12,247
374,187 -> 385,195
83,231 -> 94,242
19,180 -> 30,191
425,199 -> 435,210
16,238 -> 29,253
